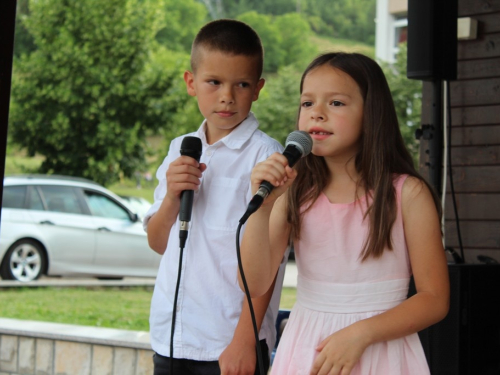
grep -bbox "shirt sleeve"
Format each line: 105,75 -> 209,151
142,138 -> 181,232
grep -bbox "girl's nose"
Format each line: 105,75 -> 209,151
311,107 -> 326,121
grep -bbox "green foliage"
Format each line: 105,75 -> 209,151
155,0 -> 208,53
200,0 -> 376,45
302,0 -> 376,44
380,43 -> 422,165
221,0 -> 297,18
274,13 -> 317,70
237,12 -> 285,73
237,11 -> 317,74
253,66 -> 302,145
13,0 -> 37,58
9,0 -> 193,186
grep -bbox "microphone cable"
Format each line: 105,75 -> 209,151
446,80 -> 464,262
169,136 -> 202,374
169,244 -> 185,374
235,220 -> 266,375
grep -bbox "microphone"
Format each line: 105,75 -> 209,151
179,136 -> 202,248
240,130 -> 313,224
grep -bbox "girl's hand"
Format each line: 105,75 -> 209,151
251,152 -> 297,204
310,324 -> 369,375
165,155 -> 206,203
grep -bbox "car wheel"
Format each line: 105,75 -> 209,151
0,240 -> 46,282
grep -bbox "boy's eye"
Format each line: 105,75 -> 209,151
238,82 -> 250,88
208,80 -> 220,85
301,101 -> 313,107
331,100 -> 344,106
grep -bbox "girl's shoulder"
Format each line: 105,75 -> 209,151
400,175 -> 438,217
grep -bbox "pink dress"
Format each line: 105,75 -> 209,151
271,175 -> 430,374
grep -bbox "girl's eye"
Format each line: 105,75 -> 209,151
331,100 -> 344,106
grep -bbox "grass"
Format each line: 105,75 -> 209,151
0,286 -> 297,331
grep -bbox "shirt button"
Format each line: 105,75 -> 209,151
206,150 -> 212,156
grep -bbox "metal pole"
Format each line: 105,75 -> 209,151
0,0 -> 17,223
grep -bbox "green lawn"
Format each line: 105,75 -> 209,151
0,286 -> 297,331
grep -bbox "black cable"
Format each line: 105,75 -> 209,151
446,80 -> 465,262
169,245 -> 185,374
236,221 -> 266,375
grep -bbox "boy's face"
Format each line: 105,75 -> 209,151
184,49 -> 265,144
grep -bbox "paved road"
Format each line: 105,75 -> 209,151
0,260 -> 298,288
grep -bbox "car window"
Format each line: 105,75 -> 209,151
1,185 -> 26,209
85,191 -> 130,220
27,186 -> 44,211
38,185 -> 84,214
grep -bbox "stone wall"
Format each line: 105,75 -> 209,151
0,318 -> 154,375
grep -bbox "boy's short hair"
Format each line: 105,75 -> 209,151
191,19 -> 264,78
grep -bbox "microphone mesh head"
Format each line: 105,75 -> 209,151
286,130 -> 313,157
180,136 -> 202,162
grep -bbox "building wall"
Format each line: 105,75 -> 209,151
419,0 -> 500,263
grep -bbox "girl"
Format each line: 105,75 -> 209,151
239,52 -> 449,375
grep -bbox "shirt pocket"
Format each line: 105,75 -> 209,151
202,177 -> 248,231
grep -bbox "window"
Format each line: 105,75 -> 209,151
38,185 -> 84,214
27,186 -> 44,211
1,185 -> 26,209
391,18 -> 408,60
84,191 -> 130,220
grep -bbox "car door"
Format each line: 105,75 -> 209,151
27,185 -> 97,275
82,189 -> 160,277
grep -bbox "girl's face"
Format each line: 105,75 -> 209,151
298,65 -> 364,161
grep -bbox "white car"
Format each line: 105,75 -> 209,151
0,175 -> 160,282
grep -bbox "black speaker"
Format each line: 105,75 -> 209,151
409,264 -> 500,374
407,0 -> 458,81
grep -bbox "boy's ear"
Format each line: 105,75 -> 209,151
184,70 -> 196,97
252,78 -> 265,101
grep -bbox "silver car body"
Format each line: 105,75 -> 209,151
0,175 -> 160,280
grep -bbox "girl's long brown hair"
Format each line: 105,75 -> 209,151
287,52 -> 442,260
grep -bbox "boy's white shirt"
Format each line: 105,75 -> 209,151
143,112 -> 288,360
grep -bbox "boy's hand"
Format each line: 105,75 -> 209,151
219,338 -> 256,375
165,155 -> 206,203
251,152 -> 297,204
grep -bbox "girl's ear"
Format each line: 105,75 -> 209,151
252,78 -> 266,101
184,71 -> 196,97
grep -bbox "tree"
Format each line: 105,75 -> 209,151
9,0 -> 193,186
13,0 -> 37,58
273,13 -> 317,71
155,0 -> 208,53
237,12 -> 285,73
381,43 -> 422,165
252,65 -> 303,144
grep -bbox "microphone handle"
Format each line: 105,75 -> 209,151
179,190 -> 194,223
257,145 -> 304,197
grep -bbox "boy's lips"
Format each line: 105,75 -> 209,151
216,111 -> 236,117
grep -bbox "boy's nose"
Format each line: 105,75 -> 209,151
220,87 -> 235,104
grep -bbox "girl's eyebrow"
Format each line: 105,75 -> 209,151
301,91 -> 352,98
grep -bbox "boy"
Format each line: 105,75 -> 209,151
144,19 -> 287,375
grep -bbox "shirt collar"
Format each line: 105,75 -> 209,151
195,112 -> 259,150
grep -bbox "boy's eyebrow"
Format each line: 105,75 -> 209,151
199,72 -> 255,81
